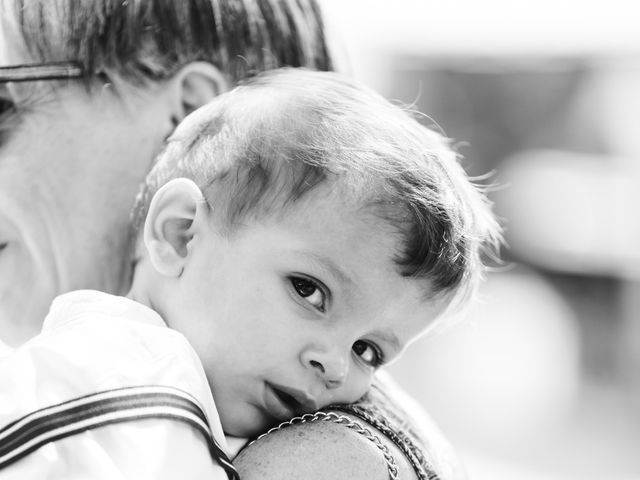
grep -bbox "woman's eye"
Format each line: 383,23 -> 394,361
0,85 -> 16,117
0,90 -> 18,145
0,97 -> 13,117
352,340 -> 383,368
290,277 -> 326,311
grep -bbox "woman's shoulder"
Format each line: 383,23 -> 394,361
234,373 -> 467,480
234,411 -> 413,480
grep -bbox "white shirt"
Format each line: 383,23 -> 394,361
0,290 -> 236,479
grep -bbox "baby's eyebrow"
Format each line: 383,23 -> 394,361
292,249 -> 354,288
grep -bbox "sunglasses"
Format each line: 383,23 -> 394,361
0,62 -> 83,83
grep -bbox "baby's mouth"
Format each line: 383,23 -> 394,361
266,383 -> 319,420
273,388 -> 300,411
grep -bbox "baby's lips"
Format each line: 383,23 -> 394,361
268,382 -> 320,415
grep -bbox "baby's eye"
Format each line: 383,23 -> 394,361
290,276 -> 326,311
352,340 -> 383,368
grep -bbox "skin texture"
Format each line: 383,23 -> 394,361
234,413 -> 418,480
234,373 -> 470,480
129,179 -> 447,437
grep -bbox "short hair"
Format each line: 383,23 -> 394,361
134,69 -> 502,304
5,0 -> 332,85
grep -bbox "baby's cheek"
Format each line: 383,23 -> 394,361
334,374 -> 373,405
358,376 -> 376,399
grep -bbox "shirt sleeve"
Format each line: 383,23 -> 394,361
0,312 -> 234,479
0,417 -> 230,480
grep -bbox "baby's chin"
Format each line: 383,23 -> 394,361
220,407 -> 286,438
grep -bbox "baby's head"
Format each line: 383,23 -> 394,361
130,69 -> 501,436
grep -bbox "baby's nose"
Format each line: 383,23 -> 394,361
302,347 -> 348,389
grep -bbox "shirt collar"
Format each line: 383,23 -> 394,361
43,289 -> 167,332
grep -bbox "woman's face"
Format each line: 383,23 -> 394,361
0,24 -> 175,345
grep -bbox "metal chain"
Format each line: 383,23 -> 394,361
247,411 -> 400,480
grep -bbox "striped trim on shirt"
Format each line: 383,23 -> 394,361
0,385 -> 239,480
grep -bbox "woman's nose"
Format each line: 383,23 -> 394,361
301,347 -> 348,389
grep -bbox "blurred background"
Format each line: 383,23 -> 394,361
321,1 -> 640,478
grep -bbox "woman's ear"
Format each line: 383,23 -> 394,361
143,178 -> 208,277
169,62 -> 230,123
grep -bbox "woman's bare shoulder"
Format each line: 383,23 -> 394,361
234,413 -> 418,480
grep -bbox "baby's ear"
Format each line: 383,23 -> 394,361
143,178 -> 207,277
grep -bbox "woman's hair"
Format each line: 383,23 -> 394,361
6,0 -> 333,85
133,69 -> 502,304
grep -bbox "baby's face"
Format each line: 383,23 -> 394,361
159,193 -> 449,437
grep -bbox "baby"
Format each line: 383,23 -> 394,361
0,69 -> 500,479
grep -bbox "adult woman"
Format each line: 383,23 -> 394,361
0,1 -> 465,478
